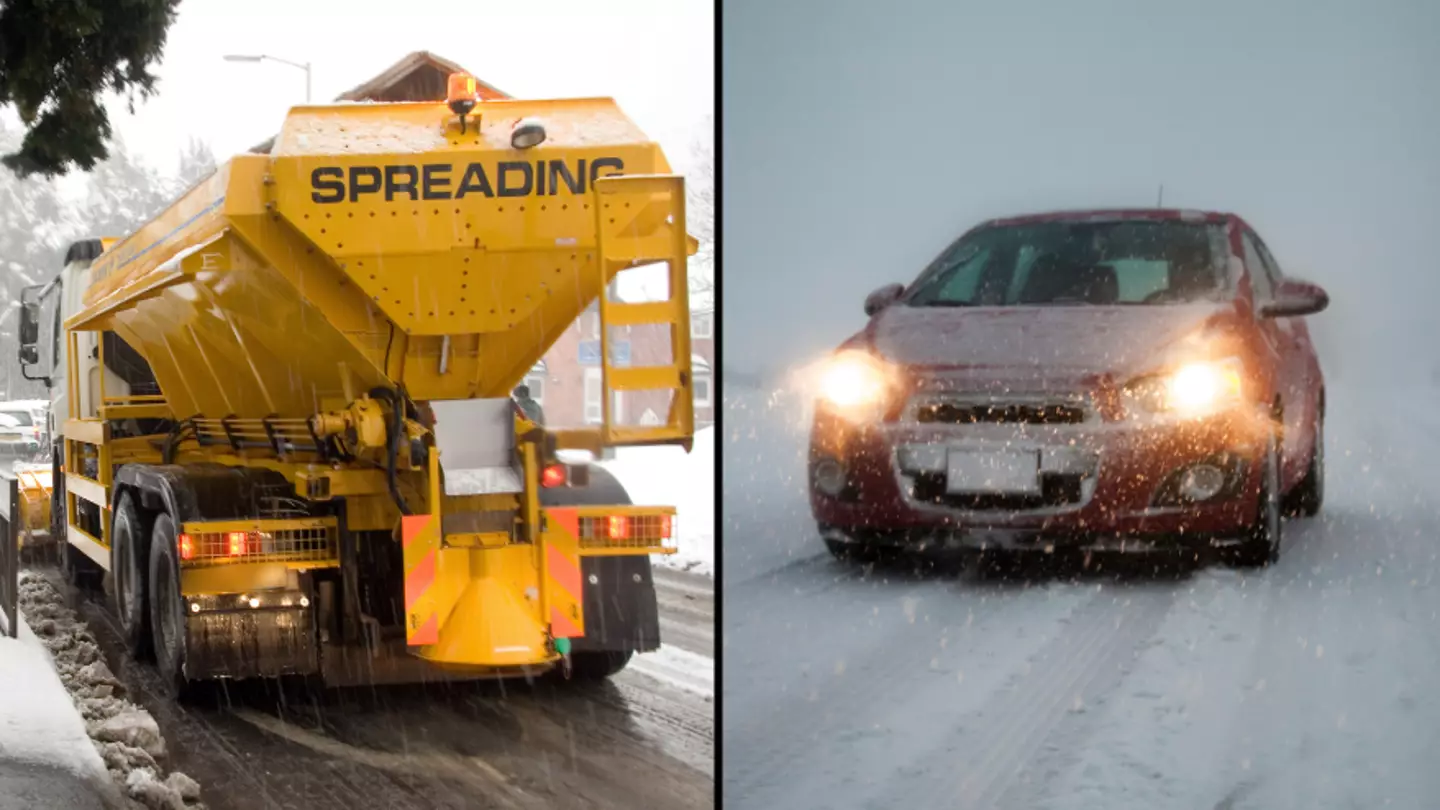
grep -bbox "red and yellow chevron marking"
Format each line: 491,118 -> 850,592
402,514 -> 440,646
543,507 -> 585,639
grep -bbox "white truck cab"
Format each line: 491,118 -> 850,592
18,239 -> 136,455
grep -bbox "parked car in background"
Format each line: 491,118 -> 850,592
808,209 -> 1329,568
0,400 -> 50,460
0,411 -> 41,461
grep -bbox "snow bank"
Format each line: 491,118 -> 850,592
722,384 -> 820,583
600,426 -> 714,577
0,613 -> 118,805
629,644 -> 714,698
17,572 -> 206,809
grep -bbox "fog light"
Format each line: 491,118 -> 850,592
814,459 -> 846,496
1178,464 -> 1225,501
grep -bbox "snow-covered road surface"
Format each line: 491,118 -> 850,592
722,385 -> 1440,810
49,566 -> 713,810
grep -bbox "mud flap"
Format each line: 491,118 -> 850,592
569,555 -> 660,654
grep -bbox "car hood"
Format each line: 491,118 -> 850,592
866,301 -> 1241,385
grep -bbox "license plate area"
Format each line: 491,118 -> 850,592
946,448 -> 1041,495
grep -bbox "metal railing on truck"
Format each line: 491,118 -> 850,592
0,468 -> 19,638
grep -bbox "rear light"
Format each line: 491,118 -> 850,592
541,464 -> 566,488
606,515 -> 630,541
178,533 -> 195,561
226,531 -> 247,556
659,514 -> 673,540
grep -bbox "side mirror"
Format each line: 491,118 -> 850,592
18,302 -> 38,346
1260,278 -> 1329,319
864,283 -> 905,316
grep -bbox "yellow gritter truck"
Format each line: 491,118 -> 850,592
16,72 -> 697,690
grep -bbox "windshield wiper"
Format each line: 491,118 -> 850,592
917,300 -> 978,307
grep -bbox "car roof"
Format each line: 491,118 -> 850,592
979,208 -> 1235,229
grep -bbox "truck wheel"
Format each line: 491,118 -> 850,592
1230,426 -> 1283,569
568,649 -> 634,679
541,465 -> 641,680
147,513 -> 192,699
110,492 -> 151,658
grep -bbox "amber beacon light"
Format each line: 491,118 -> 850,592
447,72 -> 479,131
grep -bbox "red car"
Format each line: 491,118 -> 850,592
808,209 -> 1329,567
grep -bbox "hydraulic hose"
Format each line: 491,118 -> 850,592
367,387 -> 412,516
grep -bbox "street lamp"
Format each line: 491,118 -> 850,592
223,53 -> 312,103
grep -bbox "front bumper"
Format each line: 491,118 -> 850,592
809,402 -> 1271,552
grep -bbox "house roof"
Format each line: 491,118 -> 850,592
249,50 -> 510,154
334,50 -> 509,103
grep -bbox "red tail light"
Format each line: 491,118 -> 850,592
226,532 -> 247,556
659,514 -> 673,540
541,464 -> 566,488
178,533 -> 195,561
606,515 -> 630,541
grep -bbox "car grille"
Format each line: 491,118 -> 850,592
914,401 -> 1087,426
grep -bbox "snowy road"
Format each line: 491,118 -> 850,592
722,386 -> 1440,810
51,566 -> 713,810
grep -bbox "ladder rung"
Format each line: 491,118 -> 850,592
606,301 -> 677,327
607,366 -> 682,391
594,174 -> 684,196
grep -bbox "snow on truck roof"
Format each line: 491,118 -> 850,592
268,99 -> 651,157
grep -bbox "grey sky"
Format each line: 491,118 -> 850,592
103,0 -> 712,175
723,0 -> 1440,384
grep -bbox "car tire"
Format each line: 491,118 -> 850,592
823,534 -> 859,561
1286,410 -> 1324,518
110,492 -> 151,658
1231,424 -> 1283,569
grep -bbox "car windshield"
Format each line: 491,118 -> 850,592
0,411 -> 34,426
904,218 -> 1232,307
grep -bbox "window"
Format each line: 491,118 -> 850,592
523,361 -> 546,404
693,354 -> 712,407
905,219 -> 1230,308
582,303 -> 601,339
0,411 -> 33,426
692,312 -> 713,339
583,367 -> 603,424
1254,238 -> 1286,284
1241,231 -> 1275,304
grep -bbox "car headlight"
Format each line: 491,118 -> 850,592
1123,358 -> 1245,417
816,350 -> 896,420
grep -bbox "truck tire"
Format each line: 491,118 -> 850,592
568,649 -> 634,679
110,492 -> 151,658
147,513 -> 192,699
540,465 -> 645,680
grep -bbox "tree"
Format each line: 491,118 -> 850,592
79,136 -> 174,239
686,115 -> 714,314
0,121 -> 79,397
173,137 -> 216,195
0,0 -> 181,178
